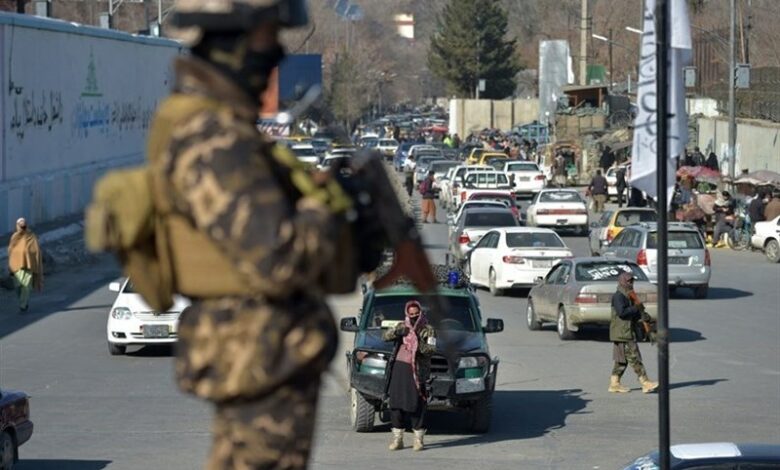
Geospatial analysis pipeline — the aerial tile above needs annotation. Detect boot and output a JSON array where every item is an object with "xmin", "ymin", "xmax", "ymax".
[
  {"xmin": 639, "ymin": 375, "xmax": 659, "ymax": 393},
  {"xmin": 413, "ymin": 429, "xmax": 426, "ymax": 451},
  {"xmin": 608, "ymin": 375, "xmax": 630, "ymax": 393},
  {"xmin": 388, "ymin": 428, "xmax": 404, "ymax": 451}
]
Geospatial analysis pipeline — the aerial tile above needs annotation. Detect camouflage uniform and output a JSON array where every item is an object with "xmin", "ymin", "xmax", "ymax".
[{"xmin": 153, "ymin": 56, "xmax": 340, "ymax": 469}]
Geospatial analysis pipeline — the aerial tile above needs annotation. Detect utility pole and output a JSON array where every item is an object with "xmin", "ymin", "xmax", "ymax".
[
  {"xmin": 728, "ymin": 0, "xmax": 737, "ymax": 183},
  {"xmin": 608, "ymin": 28, "xmax": 613, "ymax": 90},
  {"xmin": 579, "ymin": 0, "xmax": 589, "ymax": 85}
]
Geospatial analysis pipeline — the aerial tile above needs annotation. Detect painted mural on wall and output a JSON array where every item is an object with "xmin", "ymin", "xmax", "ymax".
[{"xmin": 2, "ymin": 23, "xmax": 181, "ymax": 180}]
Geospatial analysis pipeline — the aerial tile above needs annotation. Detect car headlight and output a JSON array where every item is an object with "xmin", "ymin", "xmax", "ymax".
[
  {"xmin": 458, "ymin": 356, "xmax": 488, "ymax": 369},
  {"xmin": 110, "ymin": 307, "xmax": 132, "ymax": 320},
  {"xmin": 355, "ymin": 351, "xmax": 388, "ymax": 376}
]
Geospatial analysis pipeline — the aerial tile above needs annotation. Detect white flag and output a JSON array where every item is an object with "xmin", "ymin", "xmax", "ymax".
[{"xmin": 630, "ymin": 0, "xmax": 692, "ymax": 208}]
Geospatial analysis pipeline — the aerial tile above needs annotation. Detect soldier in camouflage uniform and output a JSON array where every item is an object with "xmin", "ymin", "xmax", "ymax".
[
  {"xmin": 609, "ymin": 272, "xmax": 659, "ymax": 394},
  {"xmin": 152, "ymin": 1, "xmax": 347, "ymax": 468}
]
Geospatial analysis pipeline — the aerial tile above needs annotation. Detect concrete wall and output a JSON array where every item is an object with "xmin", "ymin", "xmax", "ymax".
[
  {"xmin": 697, "ymin": 117, "xmax": 780, "ymax": 174},
  {"xmin": 0, "ymin": 13, "xmax": 182, "ymax": 234},
  {"xmin": 448, "ymin": 98, "xmax": 540, "ymax": 137}
]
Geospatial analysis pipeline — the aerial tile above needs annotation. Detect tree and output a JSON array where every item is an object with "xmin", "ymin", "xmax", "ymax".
[{"xmin": 428, "ymin": 0, "xmax": 521, "ymax": 99}]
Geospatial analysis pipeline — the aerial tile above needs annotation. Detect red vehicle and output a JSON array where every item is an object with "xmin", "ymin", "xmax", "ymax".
[{"xmin": 0, "ymin": 389, "xmax": 33, "ymax": 469}]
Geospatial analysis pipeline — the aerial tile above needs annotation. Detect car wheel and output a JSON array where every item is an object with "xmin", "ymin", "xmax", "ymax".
[
  {"xmin": 349, "ymin": 387, "xmax": 375, "ymax": 433},
  {"xmin": 469, "ymin": 395, "xmax": 493, "ymax": 434},
  {"xmin": 488, "ymin": 269, "xmax": 502, "ymax": 297},
  {"xmin": 0, "ymin": 431, "xmax": 15, "ymax": 470},
  {"xmin": 526, "ymin": 299, "xmax": 542, "ymax": 331},
  {"xmin": 557, "ymin": 306, "xmax": 576, "ymax": 340},
  {"xmin": 765, "ymin": 239, "xmax": 780, "ymax": 263},
  {"xmin": 693, "ymin": 284, "xmax": 709, "ymax": 299},
  {"xmin": 108, "ymin": 342, "xmax": 126, "ymax": 356}
]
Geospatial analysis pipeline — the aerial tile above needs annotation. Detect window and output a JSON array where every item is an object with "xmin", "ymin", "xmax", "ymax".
[
  {"xmin": 598, "ymin": 211, "xmax": 614, "ymax": 226},
  {"xmin": 464, "ymin": 212, "xmax": 518, "ymax": 228},
  {"xmin": 367, "ymin": 296, "xmax": 478, "ymax": 331},
  {"xmin": 647, "ymin": 231, "xmax": 704, "ymax": 249},
  {"xmin": 574, "ymin": 261, "xmax": 649, "ymax": 282},
  {"xmin": 552, "ymin": 263, "xmax": 571, "ymax": 285},
  {"xmin": 506, "ymin": 162, "xmax": 540, "ymax": 172},
  {"xmin": 475, "ymin": 232, "xmax": 497, "ymax": 249},
  {"xmin": 545, "ymin": 264, "xmax": 564, "ymax": 283},
  {"xmin": 539, "ymin": 191, "xmax": 583, "ymax": 203},
  {"xmin": 615, "ymin": 210, "xmax": 657, "ymax": 227},
  {"xmin": 505, "ymin": 232, "xmax": 565, "ymax": 248},
  {"xmin": 611, "ymin": 231, "xmax": 628, "ymax": 247}
]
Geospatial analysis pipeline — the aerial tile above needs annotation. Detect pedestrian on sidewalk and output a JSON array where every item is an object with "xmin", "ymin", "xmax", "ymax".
[
  {"xmin": 7, "ymin": 218, "xmax": 43, "ymax": 313},
  {"xmin": 588, "ymin": 170, "xmax": 609, "ymax": 213},
  {"xmin": 608, "ymin": 272, "xmax": 658, "ymax": 394},
  {"xmin": 615, "ymin": 166, "xmax": 627, "ymax": 208},
  {"xmin": 383, "ymin": 300, "xmax": 436, "ymax": 451},
  {"xmin": 403, "ymin": 155, "xmax": 416, "ymax": 197},
  {"xmin": 420, "ymin": 170, "xmax": 437, "ymax": 223}
]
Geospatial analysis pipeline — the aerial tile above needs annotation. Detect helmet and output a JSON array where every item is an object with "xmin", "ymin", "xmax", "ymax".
[{"xmin": 169, "ymin": 0, "xmax": 308, "ymax": 46}]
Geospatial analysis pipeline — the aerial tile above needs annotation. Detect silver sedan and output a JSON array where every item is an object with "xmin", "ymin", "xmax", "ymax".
[{"xmin": 526, "ymin": 258, "xmax": 658, "ymax": 340}]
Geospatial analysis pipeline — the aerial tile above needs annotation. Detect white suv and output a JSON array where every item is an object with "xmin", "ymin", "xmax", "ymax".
[{"xmin": 106, "ymin": 279, "xmax": 191, "ymax": 356}]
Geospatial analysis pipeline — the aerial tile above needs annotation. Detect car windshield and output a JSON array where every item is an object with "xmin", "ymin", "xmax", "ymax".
[
  {"xmin": 379, "ymin": 140, "xmax": 397, "ymax": 146},
  {"xmin": 614, "ymin": 210, "xmax": 657, "ymax": 227},
  {"xmin": 461, "ymin": 202, "xmax": 504, "ymax": 212},
  {"xmin": 507, "ymin": 162, "xmax": 540, "ymax": 172},
  {"xmin": 293, "ymin": 147, "xmax": 317, "ymax": 157},
  {"xmin": 322, "ymin": 157, "xmax": 349, "ymax": 167},
  {"xmin": 123, "ymin": 280, "xmax": 136, "ymax": 293},
  {"xmin": 539, "ymin": 191, "xmax": 583, "ymax": 203},
  {"xmin": 418, "ymin": 156, "xmax": 444, "ymax": 166},
  {"xmin": 366, "ymin": 295, "xmax": 478, "ymax": 332},
  {"xmin": 574, "ymin": 262, "xmax": 649, "ymax": 282},
  {"xmin": 464, "ymin": 212, "xmax": 517, "ymax": 227},
  {"xmin": 506, "ymin": 232, "xmax": 565, "ymax": 248},
  {"xmin": 647, "ymin": 231, "xmax": 704, "ymax": 249}
]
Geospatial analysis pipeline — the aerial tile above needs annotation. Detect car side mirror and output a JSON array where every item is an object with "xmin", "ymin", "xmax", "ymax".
[
  {"xmin": 534, "ymin": 276, "xmax": 544, "ymax": 285},
  {"xmin": 340, "ymin": 317, "xmax": 359, "ymax": 332},
  {"xmin": 109, "ymin": 282, "xmax": 121, "ymax": 292},
  {"xmin": 484, "ymin": 318, "xmax": 504, "ymax": 333}
]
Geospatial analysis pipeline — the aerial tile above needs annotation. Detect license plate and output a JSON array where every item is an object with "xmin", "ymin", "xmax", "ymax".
[
  {"xmin": 669, "ymin": 256, "xmax": 689, "ymax": 265},
  {"xmin": 455, "ymin": 378, "xmax": 485, "ymax": 394},
  {"xmin": 143, "ymin": 325, "xmax": 170, "ymax": 338},
  {"xmin": 533, "ymin": 260, "xmax": 552, "ymax": 269},
  {"xmin": 518, "ymin": 177, "xmax": 530, "ymax": 182},
  {"xmin": 556, "ymin": 218, "xmax": 569, "ymax": 224}
]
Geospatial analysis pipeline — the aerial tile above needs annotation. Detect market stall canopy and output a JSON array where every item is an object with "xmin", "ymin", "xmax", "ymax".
[
  {"xmin": 677, "ymin": 166, "xmax": 721, "ymax": 184},
  {"xmin": 735, "ymin": 170, "xmax": 780, "ymax": 187}
]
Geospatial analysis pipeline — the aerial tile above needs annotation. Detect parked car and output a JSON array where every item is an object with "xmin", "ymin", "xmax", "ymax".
[
  {"xmin": 623, "ymin": 442, "xmax": 780, "ymax": 470},
  {"xmin": 588, "ymin": 208, "xmax": 657, "ymax": 256},
  {"xmin": 526, "ymin": 189, "xmax": 589, "ymax": 235},
  {"xmin": 527, "ymin": 258, "xmax": 657, "ymax": 340},
  {"xmin": 466, "ymin": 227, "xmax": 572, "ymax": 296},
  {"xmin": 751, "ymin": 215, "xmax": 780, "ymax": 263},
  {"xmin": 465, "ymin": 147, "xmax": 487, "ymax": 165},
  {"xmin": 106, "ymin": 278, "xmax": 191, "ymax": 355},
  {"xmin": 0, "ymin": 389, "xmax": 33, "ymax": 468},
  {"xmin": 602, "ymin": 222, "xmax": 711, "ymax": 298},
  {"xmin": 341, "ymin": 274, "xmax": 503, "ymax": 433},
  {"xmin": 291, "ymin": 144, "xmax": 320, "ymax": 166},
  {"xmin": 450, "ymin": 207, "xmax": 520, "ymax": 260},
  {"xmin": 500, "ymin": 161, "xmax": 546, "ymax": 197}
]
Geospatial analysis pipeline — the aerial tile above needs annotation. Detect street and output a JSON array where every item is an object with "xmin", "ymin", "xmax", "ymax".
[{"xmin": 1, "ymin": 197, "xmax": 778, "ymax": 470}]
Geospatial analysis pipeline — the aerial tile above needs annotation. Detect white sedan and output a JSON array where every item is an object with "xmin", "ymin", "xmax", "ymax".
[
  {"xmin": 503, "ymin": 161, "xmax": 546, "ymax": 196},
  {"xmin": 106, "ymin": 279, "xmax": 191, "ymax": 356},
  {"xmin": 526, "ymin": 189, "xmax": 589, "ymax": 235},
  {"xmin": 751, "ymin": 215, "xmax": 780, "ymax": 263},
  {"xmin": 466, "ymin": 227, "xmax": 573, "ymax": 295}
]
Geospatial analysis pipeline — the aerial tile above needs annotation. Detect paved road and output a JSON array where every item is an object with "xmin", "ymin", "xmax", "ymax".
[{"xmin": 1, "ymin": 197, "xmax": 778, "ymax": 469}]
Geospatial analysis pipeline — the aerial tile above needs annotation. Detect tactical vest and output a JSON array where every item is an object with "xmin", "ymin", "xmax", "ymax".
[{"xmin": 86, "ymin": 94, "xmax": 353, "ymax": 312}]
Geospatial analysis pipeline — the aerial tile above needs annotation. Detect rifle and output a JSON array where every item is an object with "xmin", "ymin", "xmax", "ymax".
[{"xmin": 628, "ymin": 290, "xmax": 656, "ymax": 343}]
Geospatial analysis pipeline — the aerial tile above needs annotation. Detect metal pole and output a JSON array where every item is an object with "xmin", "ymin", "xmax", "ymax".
[
  {"xmin": 108, "ymin": 0, "xmax": 113, "ymax": 28},
  {"xmin": 608, "ymin": 28, "xmax": 614, "ymax": 90},
  {"xmin": 158, "ymin": 0, "xmax": 162, "ymax": 33},
  {"xmin": 654, "ymin": 0, "xmax": 671, "ymax": 469},
  {"xmin": 579, "ymin": 0, "xmax": 589, "ymax": 85},
  {"xmin": 728, "ymin": 0, "xmax": 737, "ymax": 183}
]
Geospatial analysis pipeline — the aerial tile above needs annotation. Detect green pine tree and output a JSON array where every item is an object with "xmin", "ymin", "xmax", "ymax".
[{"xmin": 428, "ymin": 0, "xmax": 521, "ymax": 99}]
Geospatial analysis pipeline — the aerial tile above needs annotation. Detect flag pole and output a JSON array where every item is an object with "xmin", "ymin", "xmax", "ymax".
[{"xmin": 654, "ymin": 0, "xmax": 671, "ymax": 468}]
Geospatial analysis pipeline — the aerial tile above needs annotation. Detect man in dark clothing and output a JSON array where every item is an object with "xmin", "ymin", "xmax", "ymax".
[
  {"xmin": 691, "ymin": 147, "xmax": 705, "ymax": 167},
  {"xmin": 705, "ymin": 152, "xmax": 719, "ymax": 171},
  {"xmin": 748, "ymin": 190, "xmax": 769, "ymax": 230},
  {"xmin": 615, "ymin": 167, "xmax": 628, "ymax": 208},
  {"xmin": 629, "ymin": 187, "xmax": 646, "ymax": 207},
  {"xmin": 681, "ymin": 150, "xmax": 693, "ymax": 167},
  {"xmin": 420, "ymin": 170, "xmax": 437, "ymax": 223},
  {"xmin": 712, "ymin": 191, "xmax": 737, "ymax": 247},
  {"xmin": 600, "ymin": 146, "xmax": 614, "ymax": 172},
  {"xmin": 609, "ymin": 272, "xmax": 658, "ymax": 394},
  {"xmin": 588, "ymin": 170, "xmax": 609, "ymax": 213}
]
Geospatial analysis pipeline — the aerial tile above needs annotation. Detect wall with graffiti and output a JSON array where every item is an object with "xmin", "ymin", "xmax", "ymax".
[{"xmin": 0, "ymin": 13, "xmax": 182, "ymax": 233}]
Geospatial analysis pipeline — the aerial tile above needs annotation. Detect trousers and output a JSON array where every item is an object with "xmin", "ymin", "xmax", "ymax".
[
  {"xmin": 13, "ymin": 269, "xmax": 33, "ymax": 310},
  {"xmin": 421, "ymin": 199, "xmax": 436, "ymax": 222},
  {"xmin": 207, "ymin": 374, "xmax": 322, "ymax": 470},
  {"xmin": 592, "ymin": 194, "xmax": 607, "ymax": 213},
  {"xmin": 612, "ymin": 341, "xmax": 647, "ymax": 378},
  {"xmin": 390, "ymin": 406, "xmax": 426, "ymax": 431},
  {"xmin": 713, "ymin": 219, "xmax": 733, "ymax": 244}
]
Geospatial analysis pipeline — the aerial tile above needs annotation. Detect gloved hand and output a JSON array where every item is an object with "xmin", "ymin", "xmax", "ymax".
[{"xmin": 394, "ymin": 323, "xmax": 409, "ymax": 337}]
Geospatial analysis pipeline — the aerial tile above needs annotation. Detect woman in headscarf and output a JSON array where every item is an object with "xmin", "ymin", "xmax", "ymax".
[
  {"xmin": 383, "ymin": 300, "xmax": 436, "ymax": 451},
  {"xmin": 7, "ymin": 218, "xmax": 43, "ymax": 312},
  {"xmin": 608, "ymin": 271, "xmax": 658, "ymax": 394}
]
